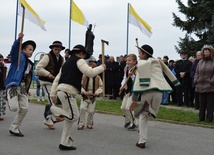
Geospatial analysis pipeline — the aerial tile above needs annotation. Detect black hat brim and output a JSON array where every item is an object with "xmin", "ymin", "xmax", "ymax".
[
  {"xmin": 71, "ymin": 49, "xmax": 90, "ymax": 60},
  {"xmin": 49, "ymin": 45, "xmax": 65, "ymax": 50}
]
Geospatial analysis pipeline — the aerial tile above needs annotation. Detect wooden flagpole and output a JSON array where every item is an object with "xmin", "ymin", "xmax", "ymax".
[
  {"xmin": 18, "ymin": 5, "xmax": 25, "ymax": 70},
  {"xmin": 101, "ymin": 41, "xmax": 105, "ymax": 97}
]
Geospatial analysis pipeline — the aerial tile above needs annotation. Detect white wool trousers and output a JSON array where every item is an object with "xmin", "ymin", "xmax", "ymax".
[
  {"xmin": 79, "ymin": 98, "xmax": 96, "ymax": 126},
  {"xmin": 43, "ymin": 84, "xmax": 56, "ymax": 125},
  {"xmin": 7, "ymin": 85, "xmax": 28, "ymax": 133},
  {"xmin": 121, "ymin": 93, "xmax": 134, "ymax": 124},
  {"xmin": 51, "ymin": 91, "xmax": 79, "ymax": 147},
  {"xmin": 138, "ymin": 91, "xmax": 162, "ymax": 144}
]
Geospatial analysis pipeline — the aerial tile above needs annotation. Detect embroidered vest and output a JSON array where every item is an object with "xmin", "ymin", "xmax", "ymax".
[
  {"xmin": 39, "ymin": 51, "xmax": 63, "ymax": 83},
  {"xmin": 82, "ymin": 75, "xmax": 100, "ymax": 93}
]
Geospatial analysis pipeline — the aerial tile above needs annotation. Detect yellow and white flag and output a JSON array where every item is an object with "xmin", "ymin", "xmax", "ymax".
[
  {"xmin": 71, "ymin": 1, "xmax": 89, "ymax": 27},
  {"xmin": 129, "ymin": 4, "xmax": 152, "ymax": 38},
  {"xmin": 18, "ymin": 0, "xmax": 46, "ymax": 31}
]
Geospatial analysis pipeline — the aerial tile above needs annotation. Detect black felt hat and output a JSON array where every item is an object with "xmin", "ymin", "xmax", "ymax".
[
  {"xmin": 136, "ymin": 44, "xmax": 153, "ymax": 57},
  {"xmin": 70, "ymin": 44, "xmax": 90, "ymax": 59},
  {"xmin": 22, "ymin": 40, "xmax": 36, "ymax": 51},
  {"xmin": 49, "ymin": 41, "xmax": 65, "ymax": 50}
]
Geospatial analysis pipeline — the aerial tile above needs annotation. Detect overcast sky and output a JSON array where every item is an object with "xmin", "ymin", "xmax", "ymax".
[{"xmin": 0, "ymin": 0, "xmax": 187, "ymax": 61}]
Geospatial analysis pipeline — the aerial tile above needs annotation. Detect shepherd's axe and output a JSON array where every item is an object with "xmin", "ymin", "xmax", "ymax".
[{"xmin": 101, "ymin": 39, "xmax": 109, "ymax": 97}]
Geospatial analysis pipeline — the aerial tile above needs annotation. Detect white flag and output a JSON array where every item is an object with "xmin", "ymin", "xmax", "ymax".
[
  {"xmin": 129, "ymin": 4, "xmax": 152, "ymax": 37},
  {"xmin": 18, "ymin": 0, "xmax": 46, "ymax": 31}
]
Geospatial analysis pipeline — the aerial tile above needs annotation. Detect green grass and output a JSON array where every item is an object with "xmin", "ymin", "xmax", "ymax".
[
  {"xmin": 30, "ymin": 98, "xmax": 214, "ymax": 128},
  {"xmin": 95, "ymin": 100, "xmax": 123, "ymax": 115},
  {"xmin": 157, "ymin": 107, "xmax": 197, "ymax": 122}
]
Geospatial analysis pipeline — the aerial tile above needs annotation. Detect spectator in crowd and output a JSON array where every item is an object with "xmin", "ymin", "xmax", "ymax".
[
  {"xmin": 194, "ymin": 45, "xmax": 214, "ymax": 123},
  {"xmin": 34, "ymin": 54, "xmax": 45, "ymax": 102},
  {"xmin": 190, "ymin": 51, "xmax": 203, "ymax": 110},
  {"xmin": 4, "ymin": 54, "xmax": 11, "ymax": 70},
  {"xmin": 97, "ymin": 54, "xmax": 109, "ymax": 66},
  {"xmin": 96, "ymin": 54, "xmax": 102, "ymax": 66},
  {"xmin": 106, "ymin": 56, "xmax": 120, "ymax": 99},
  {"xmin": 174, "ymin": 51, "xmax": 192, "ymax": 106},
  {"xmin": 188, "ymin": 56, "xmax": 196, "ymax": 106},
  {"xmin": 168, "ymin": 60, "xmax": 177, "ymax": 104},
  {"xmin": 64, "ymin": 49, "xmax": 70, "ymax": 62},
  {"xmin": 0, "ymin": 54, "xmax": 7, "ymax": 120},
  {"xmin": 168, "ymin": 60, "xmax": 175, "ymax": 70},
  {"xmin": 161, "ymin": 56, "xmax": 169, "ymax": 105},
  {"xmin": 188, "ymin": 56, "xmax": 195, "ymax": 63},
  {"xmin": 118, "ymin": 55, "xmax": 127, "ymax": 99}
]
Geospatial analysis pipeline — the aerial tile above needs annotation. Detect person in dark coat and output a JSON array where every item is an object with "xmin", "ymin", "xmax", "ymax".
[
  {"xmin": 168, "ymin": 60, "xmax": 177, "ymax": 104},
  {"xmin": 106, "ymin": 56, "xmax": 120, "ymax": 99},
  {"xmin": 0, "ymin": 54, "xmax": 7, "ymax": 120},
  {"xmin": 118, "ymin": 55, "xmax": 127, "ymax": 99},
  {"xmin": 174, "ymin": 51, "xmax": 192, "ymax": 106},
  {"xmin": 190, "ymin": 51, "xmax": 203, "ymax": 110}
]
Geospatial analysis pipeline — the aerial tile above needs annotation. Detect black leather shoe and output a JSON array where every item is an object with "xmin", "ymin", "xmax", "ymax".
[
  {"xmin": 124, "ymin": 122, "xmax": 131, "ymax": 128},
  {"xmin": 136, "ymin": 142, "xmax": 146, "ymax": 149},
  {"xmin": 9, "ymin": 130, "xmax": 24, "ymax": 137},
  {"xmin": 59, "ymin": 144, "xmax": 76, "ymax": 150},
  {"xmin": 127, "ymin": 124, "xmax": 138, "ymax": 130}
]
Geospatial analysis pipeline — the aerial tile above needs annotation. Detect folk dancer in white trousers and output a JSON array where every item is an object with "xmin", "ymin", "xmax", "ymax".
[
  {"xmin": 120, "ymin": 54, "xmax": 138, "ymax": 130},
  {"xmin": 49, "ymin": 45, "xmax": 105, "ymax": 150},
  {"xmin": 78, "ymin": 58, "xmax": 103, "ymax": 130},
  {"xmin": 131, "ymin": 44, "xmax": 180, "ymax": 149}
]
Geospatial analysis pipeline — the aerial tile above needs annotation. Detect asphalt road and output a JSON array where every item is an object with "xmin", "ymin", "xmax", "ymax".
[{"xmin": 0, "ymin": 103, "xmax": 214, "ymax": 155}]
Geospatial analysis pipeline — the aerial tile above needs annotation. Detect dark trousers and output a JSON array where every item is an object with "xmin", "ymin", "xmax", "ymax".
[
  {"xmin": 107, "ymin": 85, "xmax": 120, "ymax": 99},
  {"xmin": 199, "ymin": 92, "xmax": 214, "ymax": 122},
  {"xmin": 176, "ymin": 85, "xmax": 190, "ymax": 106},
  {"xmin": 189, "ymin": 87, "xmax": 195, "ymax": 106},
  {"xmin": 168, "ymin": 91, "xmax": 177, "ymax": 104},
  {"xmin": 194, "ymin": 92, "xmax": 199, "ymax": 110}
]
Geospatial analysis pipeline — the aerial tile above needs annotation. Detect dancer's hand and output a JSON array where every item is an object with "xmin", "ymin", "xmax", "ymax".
[
  {"xmin": 18, "ymin": 32, "xmax": 24, "ymax": 40},
  {"xmin": 48, "ymin": 74, "xmax": 55, "ymax": 79}
]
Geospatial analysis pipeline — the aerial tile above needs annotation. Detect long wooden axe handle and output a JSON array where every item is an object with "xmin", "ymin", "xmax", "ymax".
[
  {"xmin": 18, "ymin": 5, "xmax": 25, "ymax": 70},
  {"xmin": 101, "ymin": 39, "xmax": 109, "ymax": 97}
]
